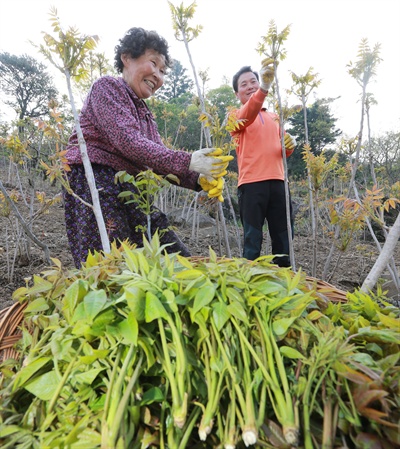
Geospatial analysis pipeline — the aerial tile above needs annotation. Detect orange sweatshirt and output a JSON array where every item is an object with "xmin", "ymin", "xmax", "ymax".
[{"xmin": 230, "ymin": 89, "xmax": 293, "ymax": 187}]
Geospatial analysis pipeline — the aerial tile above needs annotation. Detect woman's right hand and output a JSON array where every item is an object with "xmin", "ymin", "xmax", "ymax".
[{"xmin": 189, "ymin": 148, "xmax": 232, "ymax": 177}]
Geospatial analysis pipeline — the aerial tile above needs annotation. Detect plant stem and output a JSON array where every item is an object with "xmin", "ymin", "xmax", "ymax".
[
  {"xmin": 108, "ymin": 353, "xmax": 143, "ymax": 448},
  {"xmin": 158, "ymin": 317, "xmax": 188, "ymax": 428},
  {"xmin": 47, "ymin": 340, "xmax": 84, "ymax": 414}
]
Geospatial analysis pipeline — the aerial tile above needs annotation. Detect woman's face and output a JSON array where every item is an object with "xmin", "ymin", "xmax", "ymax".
[{"xmin": 121, "ymin": 49, "xmax": 166, "ymax": 99}]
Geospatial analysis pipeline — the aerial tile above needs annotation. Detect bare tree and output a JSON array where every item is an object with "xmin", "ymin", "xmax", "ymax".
[
  {"xmin": 290, "ymin": 68, "xmax": 321, "ymax": 276},
  {"xmin": 323, "ymin": 39, "xmax": 382, "ymax": 279},
  {"xmin": 169, "ymin": 0, "xmax": 231, "ymax": 257},
  {"xmin": 35, "ymin": 7, "xmax": 110, "ymax": 254},
  {"xmin": 361, "ymin": 213, "xmax": 400, "ymax": 293},
  {"xmin": 346, "ymin": 38, "xmax": 382, "ymax": 196},
  {"xmin": 257, "ymin": 20, "xmax": 295, "ymax": 269}
]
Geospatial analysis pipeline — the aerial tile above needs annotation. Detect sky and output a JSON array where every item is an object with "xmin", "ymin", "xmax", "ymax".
[{"xmin": 1, "ymin": 0, "xmax": 399, "ymax": 137}]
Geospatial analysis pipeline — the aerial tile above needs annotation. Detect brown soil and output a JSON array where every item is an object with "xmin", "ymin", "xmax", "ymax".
[{"xmin": 1, "ymin": 186, "xmax": 399, "ymax": 311}]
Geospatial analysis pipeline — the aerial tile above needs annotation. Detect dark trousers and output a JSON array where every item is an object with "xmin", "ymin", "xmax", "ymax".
[{"xmin": 238, "ymin": 180, "xmax": 293, "ymax": 266}]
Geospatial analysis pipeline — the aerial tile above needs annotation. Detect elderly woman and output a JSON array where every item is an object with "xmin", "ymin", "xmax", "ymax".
[{"xmin": 64, "ymin": 27, "xmax": 226, "ymax": 267}]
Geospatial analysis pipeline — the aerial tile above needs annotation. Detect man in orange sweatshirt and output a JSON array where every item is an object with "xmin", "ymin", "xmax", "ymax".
[{"xmin": 230, "ymin": 60, "xmax": 296, "ymax": 267}]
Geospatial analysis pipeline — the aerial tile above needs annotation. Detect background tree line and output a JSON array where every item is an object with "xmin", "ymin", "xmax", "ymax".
[
  {"xmin": 0, "ymin": 51, "xmax": 346, "ymax": 177},
  {"xmin": 2, "ymin": 50, "xmax": 398, "ymax": 185}
]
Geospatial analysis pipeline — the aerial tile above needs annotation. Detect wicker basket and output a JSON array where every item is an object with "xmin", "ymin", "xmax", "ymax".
[
  {"xmin": 0, "ymin": 276, "xmax": 347, "ymax": 363},
  {"xmin": 0, "ymin": 301, "xmax": 28, "ymax": 362},
  {"xmin": 305, "ymin": 276, "xmax": 348, "ymax": 304}
]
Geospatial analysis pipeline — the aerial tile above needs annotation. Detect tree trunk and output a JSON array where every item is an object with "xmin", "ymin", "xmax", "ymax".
[
  {"xmin": 302, "ymin": 95, "xmax": 317, "ymax": 277},
  {"xmin": 274, "ymin": 65, "xmax": 295, "ymax": 270},
  {"xmin": 180, "ymin": 30, "xmax": 231, "ymax": 257},
  {"xmin": 361, "ymin": 213, "xmax": 400, "ymax": 293},
  {"xmin": 0, "ymin": 179, "xmax": 50, "ymax": 264},
  {"xmin": 65, "ymin": 69, "xmax": 110, "ymax": 254}
]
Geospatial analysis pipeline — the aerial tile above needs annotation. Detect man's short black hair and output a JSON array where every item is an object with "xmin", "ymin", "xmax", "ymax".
[{"xmin": 232, "ymin": 66, "xmax": 259, "ymax": 92}]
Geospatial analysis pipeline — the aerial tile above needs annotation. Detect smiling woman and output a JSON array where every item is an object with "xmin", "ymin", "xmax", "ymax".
[
  {"xmin": 62, "ymin": 27, "xmax": 229, "ymax": 268},
  {"xmin": 114, "ymin": 27, "xmax": 170, "ymax": 99},
  {"xmin": 121, "ymin": 50, "xmax": 166, "ymax": 98}
]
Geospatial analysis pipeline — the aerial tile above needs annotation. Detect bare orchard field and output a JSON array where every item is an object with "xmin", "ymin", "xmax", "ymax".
[{"xmin": 1, "ymin": 176, "xmax": 399, "ymax": 311}]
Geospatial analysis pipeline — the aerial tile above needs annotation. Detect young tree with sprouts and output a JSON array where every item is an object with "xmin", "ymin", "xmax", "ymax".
[
  {"xmin": 35, "ymin": 7, "xmax": 110, "ymax": 254},
  {"xmin": 168, "ymin": 1, "xmax": 234, "ymax": 257},
  {"xmin": 256, "ymin": 21, "xmax": 296, "ymax": 268},
  {"xmin": 290, "ymin": 68, "xmax": 321, "ymax": 276}
]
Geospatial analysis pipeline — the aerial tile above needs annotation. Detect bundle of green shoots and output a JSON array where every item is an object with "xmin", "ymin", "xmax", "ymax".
[{"xmin": 0, "ymin": 235, "xmax": 399, "ymax": 448}]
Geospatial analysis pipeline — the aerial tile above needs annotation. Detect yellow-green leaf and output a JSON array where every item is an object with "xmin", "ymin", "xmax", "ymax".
[
  {"xmin": 227, "ymin": 301, "xmax": 249, "ymax": 325},
  {"xmin": 24, "ymin": 370, "xmax": 59, "ymax": 401},
  {"xmin": 175, "ymin": 269, "xmax": 205, "ymax": 280},
  {"xmin": 25, "ymin": 297, "xmax": 49, "ymax": 313},
  {"xmin": 280, "ymin": 346, "xmax": 305, "ymax": 359},
  {"xmin": 212, "ymin": 302, "xmax": 230, "ymax": 331},
  {"xmin": 377, "ymin": 312, "xmax": 400, "ymax": 329},
  {"xmin": 192, "ymin": 284, "xmax": 215, "ymax": 314},
  {"xmin": 75, "ymin": 368, "xmax": 105, "ymax": 385},
  {"xmin": 145, "ymin": 291, "xmax": 168, "ymax": 322},
  {"xmin": 118, "ymin": 311, "xmax": 139, "ymax": 345},
  {"xmin": 272, "ymin": 317, "xmax": 296, "ymax": 336},
  {"xmin": 84, "ymin": 290, "xmax": 107, "ymax": 322},
  {"xmin": 13, "ymin": 356, "xmax": 52, "ymax": 390}
]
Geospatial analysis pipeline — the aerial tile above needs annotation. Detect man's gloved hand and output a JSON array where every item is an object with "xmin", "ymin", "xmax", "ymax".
[
  {"xmin": 198, "ymin": 175, "xmax": 225, "ymax": 202},
  {"xmin": 198, "ymin": 174, "xmax": 218, "ymax": 192},
  {"xmin": 284, "ymin": 133, "xmax": 297, "ymax": 151},
  {"xmin": 207, "ymin": 176, "xmax": 225, "ymax": 202},
  {"xmin": 189, "ymin": 148, "xmax": 232, "ymax": 178},
  {"xmin": 259, "ymin": 58, "xmax": 277, "ymax": 92}
]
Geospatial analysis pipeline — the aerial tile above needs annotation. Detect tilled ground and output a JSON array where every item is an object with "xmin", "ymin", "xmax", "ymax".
[{"xmin": 1, "ymin": 198, "xmax": 399, "ymax": 311}]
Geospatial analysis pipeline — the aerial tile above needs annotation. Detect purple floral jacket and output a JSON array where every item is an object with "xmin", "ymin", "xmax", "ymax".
[{"xmin": 66, "ymin": 76, "xmax": 200, "ymax": 190}]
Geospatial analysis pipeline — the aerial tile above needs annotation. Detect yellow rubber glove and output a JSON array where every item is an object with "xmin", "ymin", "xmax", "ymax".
[
  {"xmin": 284, "ymin": 133, "xmax": 297, "ymax": 151},
  {"xmin": 207, "ymin": 148, "xmax": 234, "ymax": 178},
  {"xmin": 208, "ymin": 177, "xmax": 225, "ymax": 202},
  {"xmin": 198, "ymin": 174, "xmax": 218, "ymax": 192},
  {"xmin": 259, "ymin": 58, "xmax": 277, "ymax": 91},
  {"xmin": 207, "ymin": 148, "xmax": 224, "ymax": 156},
  {"xmin": 208, "ymin": 177, "xmax": 224, "ymax": 196},
  {"xmin": 210, "ymin": 167, "xmax": 229, "ymax": 178},
  {"xmin": 198, "ymin": 175, "xmax": 225, "ymax": 202}
]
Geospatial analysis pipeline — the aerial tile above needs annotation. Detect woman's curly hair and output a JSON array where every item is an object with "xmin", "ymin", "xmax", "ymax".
[{"xmin": 114, "ymin": 27, "xmax": 172, "ymax": 73}]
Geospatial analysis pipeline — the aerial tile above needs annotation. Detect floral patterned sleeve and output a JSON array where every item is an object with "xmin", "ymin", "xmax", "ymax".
[{"xmin": 86, "ymin": 77, "xmax": 199, "ymax": 189}]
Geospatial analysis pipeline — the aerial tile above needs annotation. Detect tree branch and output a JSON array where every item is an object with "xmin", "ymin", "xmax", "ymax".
[{"xmin": 0, "ymin": 179, "xmax": 51, "ymax": 264}]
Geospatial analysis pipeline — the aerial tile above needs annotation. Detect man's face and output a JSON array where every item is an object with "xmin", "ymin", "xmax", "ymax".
[{"xmin": 235, "ymin": 71, "xmax": 259, "ymax": 104}]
